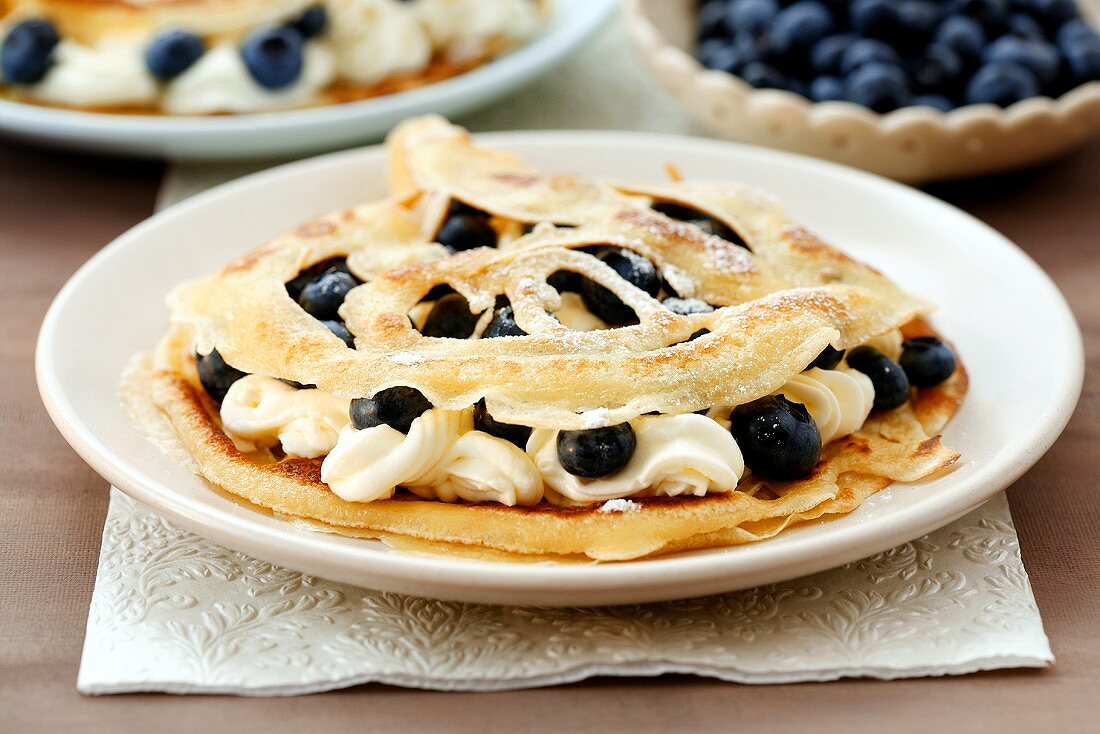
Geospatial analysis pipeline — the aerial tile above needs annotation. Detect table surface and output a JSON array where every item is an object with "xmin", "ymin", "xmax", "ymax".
[{"xmin": 3, "ymin": 47, "xmax": 1100, "ymax": 734}]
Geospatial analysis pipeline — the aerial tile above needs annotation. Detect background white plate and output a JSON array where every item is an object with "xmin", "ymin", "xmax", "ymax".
[
  {"xmin": 0, "ymin": 0, "xmax": 616, "ymax": 160},
  {"xmin": 37, "ymin": 131, "xmax": 1083, "ymax": 606}
]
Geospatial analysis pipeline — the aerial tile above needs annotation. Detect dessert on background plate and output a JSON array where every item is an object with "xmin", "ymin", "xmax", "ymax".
[
  {"xmin": 123, "ymin": 115, "xmax": 966, "ymax": 562},
  {"xmin": 0, "ymin": 0, "xmax": 546, "ymax": 115}
]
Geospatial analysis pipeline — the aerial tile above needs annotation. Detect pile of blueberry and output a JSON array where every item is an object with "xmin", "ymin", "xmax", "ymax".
[
  {"xmin": 695, "ymin": 0, "xmax": 1100, "ymax": 112},
  {"xmin": 0, "ymin": 4, "xmax": 327, "ymax": 90}
]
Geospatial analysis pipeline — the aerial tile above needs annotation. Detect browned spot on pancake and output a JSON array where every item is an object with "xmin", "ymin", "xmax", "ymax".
[
  {"xmin": 492, "ymin": 173, "xmax": 540, "ymax": 187},
  {"xmin": 274, "ymin": 458, "xmax": 324, "ymax": 483},
  {"xmin": 223, "ymin": 242, "xmax": 279, "ymax": 274},
  {"xmin": 913, "ymin": 436, "xmax": 945, "ymax": 459},
  {"xmin": 296, "ymin": 220, "xmax": 337, "ymax": 238}
]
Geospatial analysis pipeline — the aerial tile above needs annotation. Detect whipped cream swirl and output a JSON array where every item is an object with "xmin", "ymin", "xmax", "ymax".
[
  {"xmin": 320, "ymin": 409, "xmax": 543, "ymax": 505},
  {"xmin": 775, "ymin": 367, "xmax": 874, "ymax": 443},
  {"xmin": 528, "ymin": 414, "xmax": 746, "ymax": 507},
  {"xmin": 220, "ymin": 375, "xmax": 350, "ymax": 459}
]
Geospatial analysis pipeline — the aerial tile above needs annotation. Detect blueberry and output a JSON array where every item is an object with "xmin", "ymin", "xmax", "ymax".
[
  {"xmin": 1005, "ymin": 13, "xmax": 1045, "ymax": 40},
  {"xmin": 846, "ymin": 345, "xmax": 911, "ymax": 411},
  {"xmin": 839, "ymin": 38, "xmax": 902, "ymax": 76},
  {"xmin": 811, "ymin": 33, "xmax": 856, "ymax": 74},
  {"xmin": 935, "ymin": 15, "xmax": 987, "ymax": 58},
  {"xmin": 241, "ymin": 26, "xmax": 304, "ymax": 89},
  {"xmin": 913, "ymin": 43, "xmax": 964, "ymax": 91},
  {"xmin": 651, "ymin": 201, "xmax": 747, "ymax": 246},
  {"xmin": 772, "ymin": 1, "xmax": 835, "ymax": 53},
  {"xmin": 662, "ymin": 297, "xmax": 715, "ymax": 316},
  {"xmin": 898, "ymin": 1, "xmax": 942, "ymax": 36},
  {"xmin": 984, "ymin": 36, "xmax": 1061, "ymax": 86},
  {"xmin": 739, "ymin": 60, "xmax": 788, "ymax": 89},
  {"xmin": 285, "ymin": 258, "xmax": 352, "ymax": 300},
  {"xmin": 699, "ymin": 41, "xmax": 750, "ymax": 73},
  {"xmin": 850, "ymin": 0, "xmax": 903, "ymax": 40},
  {"xmin": 292, "ymin": 5, "xmax": 328, "ymax": 39},
  {"xmin": 950, "ymin": 0, "xmax": 1009, "ymax": 27},
  {"xmin": 145, "ymin": 31, "xmax": 204, "ymax": 81},
  {"xmin": 965, "ymin": 61, "xmax": 1040, "ymax": 105},
  {"xmin": 698, "ymin": 1, "xmax": 730, "ymax": 39},
  {"xmin": 297, "ymin": 269, "xmax": 357, "ymax": 320},
  {"xmin": 482, "ymin": 301, "xmax": 527, "ymax": 338},
  {"xmin": 473, "ymin": 399, "xmax": 532, "ymax": 449},
  {"xmin": 911, "ymin": 93, "xmax": 955, "ymax": 110},
  {"xmin": 557, "ymin": 423, "xmax": 637, "ymax": 479},
  {"xmin": 350, "ymin": 386, "xmax": 432, "ymax": 433},
  {"xmin": 1061, "ymin": 35, "xmax": 1100, "ymax": 82},
  {"xmin": 322, "ymin": 319, "xmax": 355, "ymax": 348},
  {"xmin": 807, "ymin": 344, "xmax": 845, "ymax": 370},
  {"xmin": 196, "ymin": 348, "xmax": 247, "ymax": 403},
  {"xmin": 845, "ymin": 61, "xmax": 911, "ymax": 112},
  {"xmin": 1057, "ymin": 19, "xmax": 1098, "ymax": 48},
  {"xmin": 899, "ymin": 337, "xmax": 957, "ymax": 387},
  {"xmin": 729, "ymin": 395, "xmax": 822, "ymax": 480},
  {"xmin": 807, "ymin": 75, "xmax": 843, "ymax": 101},
  {"xmin": 580, "ymin": 249, "xmax": 661, "ymax": 325},
  {"xmin": 436, "ymin": 212, "xmax": 497, "ymax": 252},
  {"xmin": 1019, "ymin": 0, "xmax": 1079, "ymax": 31},
  {"xmin": 548, "ymin": 270, "xmax": 583, "ymax": 294},
  {"xmin": 1, "ymin": 19, "xmax": 59, "ymax": 84},
  {"xmin": 726, "ymin": 0, "xmax": 780, "ymax": 36},
  {"xmin": 420, "ymin": 293, "xmax": 481, "ymax": 338}
]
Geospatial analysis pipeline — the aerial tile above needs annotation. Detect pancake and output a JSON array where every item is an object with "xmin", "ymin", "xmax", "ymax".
[{"xmin": 123, "ymin": 116, "xmax": 966, "ymax": 561}]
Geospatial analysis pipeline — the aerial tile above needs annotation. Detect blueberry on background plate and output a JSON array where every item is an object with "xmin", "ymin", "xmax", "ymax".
[
  {"xmin": 839, "ymin": 38, "xmax": 902, "ymax": 75},
  {"xmin": 321, "ymin": 319, "xmax": 355, "ymax": 348},
  {"xmin": 557, "ymin": 423, "xmax": 637, "ymax": 479},
  {"xmin": 196, "ymin": 348, "xmax": 248, "ymax": 403},
  {"xmin": 911, "ymin": 93, "xmax": 955, "ymax": 111},
  {"xmin": 809, "ymin": 74, "xmax": 847, "ymax": 100},
  {"xmin": 241, "ymin": 26, "xmax": 304, "ymax": 89},
  {"xmin": 580, "ymin": 248, "xmax": 661, "ymax": 325},
  {"xmin": 934, "ymin": 15, "xmax": 987, "ymax": 59},
  {"xmin": 1005, "ymin": 13, "xmax": 1046, "ymax": 40},
  {"xmin": 950, "ymin": 0, "xmax": 1009, "ymax": 28},
  {"xmin": 145, "ymin": 30, "xmax": 205, "ymax": 80},
  {"xmin": 1, "ymin": 19, "xmax": 59, "ymax": 84},
  {"xmin": 899, "ymin": 337, "xmax": 957, "ymax": 387},
  {"xmin": 698, "ymin": 1, "xmax": 730, "ymax": 39},
  {"xmin": 727, "ymin": 0, "xmax": 781, "ymax": 38},
  {"xmin": 846, "ymin": 345, "xmax": 911, "ymax": 411},
  {"xmin": 297, "ymin": 269, "xmax": 358, "ymax": 321},
  {"xmin": 1023, "ymin": 0, "xmax": 1079, "ymax": 31},
  {"xmin": 420, "ymin": 293, "xmax": 481, "ymax": 339},
  {"xmin": 965, "ymin": 61, "xmax": 1041, "ymax": 106},
  {"xmin": 739, "ymin": 60, "xmax": 788, "ymax": 89},
  {"xmin": 350, "ymin": 386, "xmax": 433, "ymax": 433},
  {"xmin": 473, "ymin": 399, "xmax": 532, "ymax": 449},
  {"xmin": 983, "ymin": 36, "xmax": 1061, "ymax": 86},
  {"xmin": 845, "ymin": 61, "xmax": 911, "ymax": 112},
  {"xmin": 729, "ymin": 395, "xmax": 822, "ymax": 481},
  {"xmin": 482, "ymin": 301, "xmax": 528, "ymax": 338},
  {"xmin": 1061, "ymin": 35, "xmax": 1100, "ymax": 82},
  {"xmin": 772, "ymin": 1, "xmax": 836, "ymax": 54},
  {"xmin": 436, "ymin": 212, "xmax": 497, "ymax": 252},
  {"xmin": 292, "ymin": 5, "xmax": 328, "ymax": 39},
  {"xmin": 913, "ymin": 43, "xmax": 964, "ymax": 91},
  {"xmin": 811, "ymin": 33, "xmax": 857, "ymax": 75},
  {"xmin": 850, "ymin": 0, "xmax": 903, "ymax": 40}
]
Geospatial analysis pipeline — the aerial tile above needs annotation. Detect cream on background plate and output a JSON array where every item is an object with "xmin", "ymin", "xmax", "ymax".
[
  {"xmin": 0, "ymin": 0, "xmax": 615, "ymax": 160},
  {"xmin": 37, "ymin": 131, "xmax": 1082, "ymax": 606}
]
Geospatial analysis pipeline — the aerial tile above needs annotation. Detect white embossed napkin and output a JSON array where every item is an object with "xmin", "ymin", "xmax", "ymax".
[{"xmin": 78, "ymin": 489, "xmax": 1051, "ymax": 695}]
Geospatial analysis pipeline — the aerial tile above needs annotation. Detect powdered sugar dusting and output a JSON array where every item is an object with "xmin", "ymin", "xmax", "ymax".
[{"xmin": 580, "ymin": 408, "xmax": 610, "ymax": 429}]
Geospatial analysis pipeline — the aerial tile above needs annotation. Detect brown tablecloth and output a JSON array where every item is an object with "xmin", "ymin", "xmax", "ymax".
[{"xmin": 1, "ymin": 138, "xmax": 1097, "ymax": 732}]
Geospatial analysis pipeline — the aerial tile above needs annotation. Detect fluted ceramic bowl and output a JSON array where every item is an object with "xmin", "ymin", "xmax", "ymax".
[{"xmin": 623, "ymin": 0, "xmax": 1100, "ymax": 183}]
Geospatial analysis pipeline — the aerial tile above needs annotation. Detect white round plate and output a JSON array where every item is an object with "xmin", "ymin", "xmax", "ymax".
[
  {"xmin": 0, "ymin": 0, "xmax": 615, "ymax": 160},
  {"xmin": 38, "ymin": 131, "xmax": 1082, "ymax": 607}
]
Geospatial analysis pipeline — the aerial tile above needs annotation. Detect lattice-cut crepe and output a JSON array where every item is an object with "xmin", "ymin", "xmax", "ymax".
[{"xmin": 124, "ymin": 116, "xmax": 965, "ymax": 561}]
